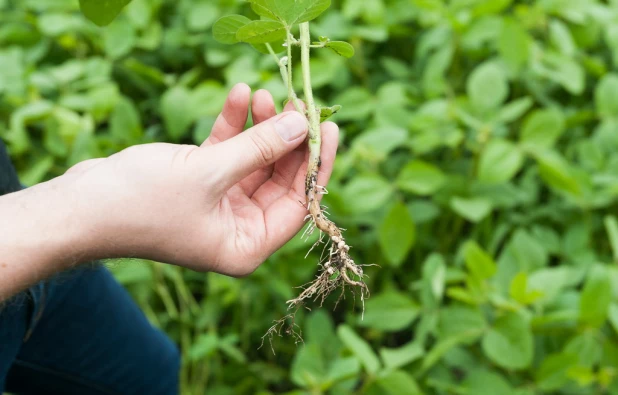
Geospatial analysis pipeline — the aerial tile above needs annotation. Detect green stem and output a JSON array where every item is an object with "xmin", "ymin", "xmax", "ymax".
[{"xmin": 299, "ymin": 22, "xmax": 321, "ymax": 160}]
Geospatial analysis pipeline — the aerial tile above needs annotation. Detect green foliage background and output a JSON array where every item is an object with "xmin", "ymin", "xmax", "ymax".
[{"xmin": 4, "ymin": 0, "xmax": 618, "ymax": 393}]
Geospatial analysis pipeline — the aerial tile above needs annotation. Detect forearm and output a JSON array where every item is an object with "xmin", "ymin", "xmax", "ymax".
[{"xmin": 0, "ymin": 175, "xmax": 99, "ymax": 301}]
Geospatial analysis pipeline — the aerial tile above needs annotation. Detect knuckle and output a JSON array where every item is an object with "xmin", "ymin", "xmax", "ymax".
[{"xmin": 248, "ymin": 132, "xmax": 276, "ymax": 166}]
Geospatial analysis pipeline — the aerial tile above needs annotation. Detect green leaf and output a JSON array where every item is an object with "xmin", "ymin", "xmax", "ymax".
[
  {"xmin": 520, "ymin": 109, "xmax": 565, "ymax": 148},
  {"xmin": 358, "ymin": 291, "xmax": 420, "ymax": 331},
  {"xmin": 378, "ymin": 202, "xmax": 416, "ymax": 267},
  {"xmin": 464, "ymin": 241, "xmax": 496, "ymax": 280},
  {"xmin": 380, "ymin": 342, "xmax": 425, "ymax": 370},
  {"xmin": 103, "ymin": 18, "xmax": 136, "ymax": 59},
  {"xmin": 365, "ymin": 370, "xmax": 421, "ymax": 395},
  {"xmin": 478, "ymin": 139, "xmax": 524, "ymax": 184},
  {"xmin": 595, "ymin": 73, "xmax": 618, "ymax": 118},
  {"xmin": 482, "ymin": 312, "xmax": 533, "ymax": 370},
  {"xmin": 420, "ymin": 253, "xmax": 446, "ymax": 308},
  {"xmin": 499, "ymin": 17, "xmax": 531, "ymax": 71},
  {"xmin": 337, "ymin": 325, "xmax": 381, "ymax": 374},
  {"xmin": 439, "ymin": 305, "xmax": 486, "ymax": 340},
  {"xmin": 605, "ymin": 216, "xmax": 618, "ymax": 262},
  {"xmin": 396, "ymin": 160, "xmax": 446, "ymax": 195},
  {"xmin": 467, "ymin": 62, "xmax": 509, "ymax": 111},
  {"xmin": 463, "ymin": 369, "xmax": 514, "ymax": 395},
  {"xmin": 580, "ymin": 265, "xmax": 612, "ymax": 327},
  {"xmin": 342, "ymin": 174, "xmax": 394, "ymax": 214},
  {"xmin": 110, "ymin": 96, "xmax": 142, "ymax": 142},
  {"xmin": 212, "ymin": 15, "xmax": 251, "ymax": 45},
  {"xmin": 291, "ymin": 343, "xmax": 326, "ymax": 387},
  {"xmin": 248, "ymin": 0, "xmax": 331, "ymax": 26},
  {"xmin": 161, "ymin": 86, "xmax": 194, "ymax": 141},
  {"xmin": 450, "ymin": 197, "xmax": 492, "ymax": 223},
  {"xmin": 536, "ymin": 353, "xmax": 579, "ymax": 392},
  {"xmin": 320, "ymin": 104, "xmax": 342, "ymax": 122},
  {"xmin": 79, "ymin": 0, "xmax": 132, "ymax": 27},
  {"xmin": 236, "ymin": 20, "xmax": 286, "ymax": 44},
  {"xmin": 533, "ymin": 150, "xmax": 581, "ymax": 196},
  {"xmin": 325, "ymin": 41, "xmax": 355, "ymax": 58}
]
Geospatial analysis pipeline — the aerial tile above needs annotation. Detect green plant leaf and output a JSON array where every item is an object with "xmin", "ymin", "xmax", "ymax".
[
  {"xmin": 467, "ymin": 62, "xmax": 509, "ymax": 111},
  {"xmin": 337, "ymin": 325, "xmax": 381, "ymax": 374},
  {"xmin": 320, "ymin": 105, "xmax": 342, "ymax": 122},
  {"xmin": 520, "ymin": 109, "xmax": 565, "ymax": 148},
  {"xmin": 79, "ymin": 0, "xmax": 132, "ymax": 27},
  {"xmin": 478, "ymin": 139, "xmax": 523, "ymax": 184},
  {"xmin": 595, "ymin": 73, "xmax": 618, "ymax": 118},
  {"xmin": 358, "ymin": 291, "xmax": 420, "ymax": 331},
  {"xmin": 342, "ymin": 174, "xmax": 394, "ymax": 214},
  {"xmin": 533, "ymin": 150, "xmax": 581, "ymax": 196},
  {"xmin": 325, "ymin": 41, "xmax": 355, "ymax": 58},
  {"xmin": 380, "ymin": 342, "xmax": 425, "ymax": 370},
  {"xmin": 378, "ymin": 202, "xmax": 416, "ymax": 267},
  {"xmin": 499, "ymin": 17, "xmax": 531, "ymax": 71},
  {"xmin": 450, "ymin": 197, "xmax": 492, "ymax": 223},
  {"xmin": 482, "ymin": 312, "xmax": 533, "ymax": 370},
  {"xmin": 248, "ymin": 0, "xmax": 331, "ymax": 26},
  {"xmin": 464, "ymin": 241, "xmax": 496, "ymax": 280},
  {"xmin": 212, "ymin": 15, "xmax": 251, "ymax": 45},
  {"xmin": 580, "ymin": 265, "xmax": 612, "ymax": 327},
  {"xmin": 463, "ymin": 369, "xmax": 514, "ymax": 395},
  {"xmin": 365, "ymin": 370, "xmax": 421, "ymax": 395},
  {"xmin": 396, "ymin": 160, "xmax": 446, "ymax": 195},
  {"xmin": 236, "ymin": 20, "xmax": 286, "ymax": 44}
]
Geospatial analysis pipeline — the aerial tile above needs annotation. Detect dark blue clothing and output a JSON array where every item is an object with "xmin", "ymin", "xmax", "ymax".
[{"xmin": 0, "ymin": 142, "xmax": 181, "ymax": 394}]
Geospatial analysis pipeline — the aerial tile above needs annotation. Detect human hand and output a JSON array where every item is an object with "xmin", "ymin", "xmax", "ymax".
[{"xmin": 64, "ymin": 84, "xmax": 339, "ymax": 276}]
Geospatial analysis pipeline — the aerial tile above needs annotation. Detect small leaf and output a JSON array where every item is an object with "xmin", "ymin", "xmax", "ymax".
[
  {"xmin": 520, "ymin": 109, "xmax": 565, "ymax": 148},
  {"xmin": 464, "ymin": 241, "xmax": 496, "ymax": 280},
  {"xmin": 396, "ymin": 160, "xmax": 446, "ymax": 196},
  {"xmin": 320, "ymin": 104, "xmax": 342, "ymax": 122},
  {"xmin": 467, "ymin": 62, "xmax": 509, "ymax": 111},
  {"xmin": 533, "ymin": 150, "xmax": 581, "ymax": 196},
  {"xmin": 325, "ymin": 41, "xmax": 355, "ymax": 58},
  {"xmin": 450, "ymin": 197, "xmax": 492, "ymax": 223},
  {"xmin": 499, "ymin": 17, "xmax": 531, "ymax": 71},
  {"xmin": 236, "ymin": 20, "xmax": 286, "ymax": 45},
  {"xmin": 213, "ymin": 15, "xmax": 251, "ymax": 45},
  {"xmin": 478, "ymin": 139, "xmax": 523, "ymax": 184},
  {"xmin": 580, "ymin": 265, "xmax": 612, "ymax": 327},
  {"xmin": 595, "ymin": 73, "xmax": 618, "ymax": 118},
  {"xmin": 359, "ymin": 291, "xmax": 420, "ymax": 331},
  {"xmin": 249, "ymin": 0, "xmax": 331, "ymax": 25},
  {"xmin": 79, "ymin": 0, "xmax": 132, "ymax": 27},
  {"xmin": 378, "ymin": 202, "xmax": 416, "ymax": 267},
  {"xmin": 342, "ymin": 174, "xmax": 394, "ymax": 214},
  {"xmin": 337, "ymin": 325, "xmax": 381, "ymax": 374},
  {"xmin": 482, "ymin": 312, "xmax": 533, "ymax": 370},
  {"xmin": 380, "ymin": 342, "xmax": 425, "ymax": 370}
]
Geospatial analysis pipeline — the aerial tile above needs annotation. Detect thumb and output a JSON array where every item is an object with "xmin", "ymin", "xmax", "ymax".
[{"xmin": 208, "ymin": 111, "xmax": 308, "ymax": 188}]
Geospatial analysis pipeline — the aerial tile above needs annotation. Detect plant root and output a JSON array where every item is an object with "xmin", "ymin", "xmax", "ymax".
[{"xmin": 290, "ymin": 162, "xmax": 370, "ymax": 314}]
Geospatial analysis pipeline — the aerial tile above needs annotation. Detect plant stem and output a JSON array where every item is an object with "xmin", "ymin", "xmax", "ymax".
[{"xmin": 299, "ymin": 22, "xmax": 321, "ymax": 171}]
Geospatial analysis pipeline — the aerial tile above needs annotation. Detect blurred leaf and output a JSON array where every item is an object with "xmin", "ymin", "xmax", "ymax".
[
  {"xmin": 450, "ymin": 197, "xmax": 492, "ymax": 223},
  {"xmin": 248, "ymin": 0, "xmax": 331, "ymax": 25},
  {"xmin": 467, "ymin": 62, "xmax": 509, "ymax": 111},
  {"xmin": 482, "ymin": 312, "xmax": 533, "ymax": 370},
  {"xmin": 499, "ymin": 17, "xmax": 531, "ymax": 71},
  {"xmin": 79, "ymin": 0, "xmax": 132, "ymax": 27},
  {"xmin": 536, "ymin": 353, "xmax": 579, "ymax": 391},
  {"xmin": 359, "ymin": 291, "xmax": 420, "ymax": 331},
  {"xmin": 365, "ymin": 370, "xmax": 421, "ymax": 395},
  {"xmin": 342, "ymin": 174, "xmax": 394, "ymax": 214},
  {"xmin": 595, "ymin": 73, "xmax": 618, "ymax": 118},
  {"xmin": 103, "ymin": 18, "xmax": 135, "ymax": 59},
  {"xmin": 420, "ymin": 253, "xmax": 446, "ymax": 308},
  {"xmin": 463, "ymin": 369, "xmax": 514, "ymax": 395},
  {"xmin": 478, "ymin": 139, "xmax": 524, "ymax": 184},
  {"xmin": 380, "ymin": 342, "xmax": 424, "ymax": 370},
  {"xmin": 378, "ymin": 202, "xmax": 416, "ymax": 267},
  {"xmin": 396, "ymin": 160, "xmax": 446, "ymax": 195},
  {"xmin": 580, "ymin": 265, "xmax": 612, "ymax": 327},
  {"xmin": 520, "ymin": 109, "xmax": 565, "ymax": 149},
  {"xmin": 337, "ymin": 325, "xmax": 381, "ymax": 374}
]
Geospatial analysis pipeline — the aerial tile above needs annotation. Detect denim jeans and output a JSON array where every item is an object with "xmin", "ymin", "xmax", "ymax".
[{"xmin": 0, "ymin": 142, "xmax": 181, "ymax": 394}]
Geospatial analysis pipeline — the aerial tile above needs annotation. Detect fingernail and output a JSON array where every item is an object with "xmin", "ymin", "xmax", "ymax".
[{"xmin": 275, "ymin": 112, "xmax": 308, "ymax": 142}]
